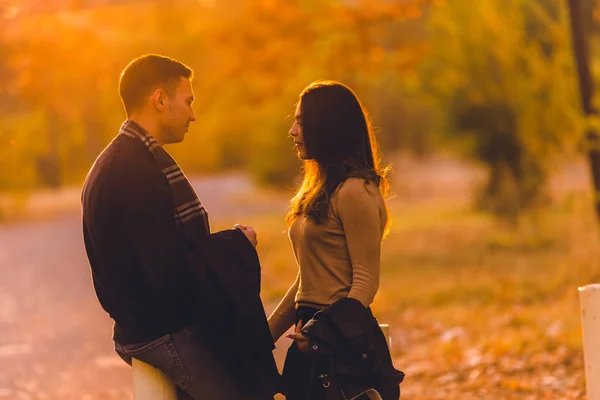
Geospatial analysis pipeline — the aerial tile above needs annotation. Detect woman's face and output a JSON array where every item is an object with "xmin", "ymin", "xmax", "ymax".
[{"xmin": 289, "ymin": 102, "xmax": 309, "ymax": 160}]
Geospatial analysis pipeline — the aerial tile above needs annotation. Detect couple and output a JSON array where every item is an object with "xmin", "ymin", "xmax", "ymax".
[{"xmin": 81, "ymin": 54, "xmax": 404, "ymax": 400}]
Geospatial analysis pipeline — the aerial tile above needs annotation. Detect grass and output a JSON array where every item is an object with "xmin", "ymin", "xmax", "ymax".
[
  {"xmin": 0, "ymin": 191, "xmax": 30, "ymax": 222},
  {"xmin": 0, "ymin": 188, "xmax": 82, "ymax": 223},
  {"xmin": 213, "ymin": 178, "xmax": 597, "ymax": 399}
]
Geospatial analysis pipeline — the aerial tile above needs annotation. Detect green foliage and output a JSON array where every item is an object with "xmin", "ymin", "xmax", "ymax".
[
  {"xmin": 422, "ymin": 0, "xmax": 584, "ymax": 222},
  {"xmin": 0, "ymin": 111, "xmax": 47, "ymax": 190}
]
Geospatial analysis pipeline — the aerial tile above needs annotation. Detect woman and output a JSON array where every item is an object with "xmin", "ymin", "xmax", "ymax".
[{"xmin": 268, "ymin": 81, "xmax": 402, "ymax": 400}]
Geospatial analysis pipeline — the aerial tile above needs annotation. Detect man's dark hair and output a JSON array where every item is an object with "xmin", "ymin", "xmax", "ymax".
[{"xmin": 118, "ymin": 54, "xmax": 193, "ymax": 115}]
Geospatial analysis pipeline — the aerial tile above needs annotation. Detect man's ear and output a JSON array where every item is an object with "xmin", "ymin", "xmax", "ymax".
[{"xmin": 151, "ymin": 88, "xmax": 167, "ymax": 111}]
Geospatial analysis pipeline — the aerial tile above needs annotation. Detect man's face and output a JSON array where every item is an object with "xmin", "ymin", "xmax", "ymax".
[{"xmin": 161, "ymin": 77, "xmax": 196, "ymax": 144}]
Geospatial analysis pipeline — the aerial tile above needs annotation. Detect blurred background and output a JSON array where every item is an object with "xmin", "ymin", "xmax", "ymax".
[{"xmin": 1, "ymin": 0, "xmax": 600, "ymax": 399}]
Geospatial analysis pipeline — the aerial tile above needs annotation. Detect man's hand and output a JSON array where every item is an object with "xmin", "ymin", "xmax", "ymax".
[
  {"xmin": 286, "ymin": 319, "xmax": 309, "ymax": 353},
  {"xmin": 234, "ymin": 224, "xmax": 258, "ymax": 247}
]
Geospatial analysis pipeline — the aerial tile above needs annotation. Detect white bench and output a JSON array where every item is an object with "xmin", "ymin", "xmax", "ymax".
[{"xmin": 132, "ymin": 358, "xmax": 177, "ymax": 400}]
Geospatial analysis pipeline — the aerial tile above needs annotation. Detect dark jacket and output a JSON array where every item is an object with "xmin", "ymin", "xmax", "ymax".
[
  {"xmin": 301, "ymin": 298, "xmax": 404, "ymax": 399},
  {"xmin": 196, "ymin": 229, "xmax": 286, "ymax": 399},
  {"xmin": 82, "ymin": 134, "xmax": 211, "ymax": 344}
]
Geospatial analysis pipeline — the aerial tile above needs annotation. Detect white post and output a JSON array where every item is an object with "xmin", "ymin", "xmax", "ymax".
[
  {"xmin": 579, "ymin": 284, "xmax": 600, "ymax": 400},
  {"xmin": 379, "ymin": 323, "xmax": 391, "ymax": 350},
  {"xmin": 132, "ymin": 358, "xmax": 177, "ymax": 400}
]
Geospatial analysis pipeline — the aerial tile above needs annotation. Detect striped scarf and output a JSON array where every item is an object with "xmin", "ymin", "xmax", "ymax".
[{"xmin": 120, "ymin": 119, "xmax": 210, "ymax": 241}]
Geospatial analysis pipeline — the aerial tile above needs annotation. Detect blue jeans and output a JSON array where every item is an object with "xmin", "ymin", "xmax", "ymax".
[{"xmin": 115, "ymin": 326, "xmax": 247, "ymax": 400}]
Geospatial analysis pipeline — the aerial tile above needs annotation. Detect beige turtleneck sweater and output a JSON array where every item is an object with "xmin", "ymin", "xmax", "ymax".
[{"xmin": 267, "ymin": 177, "xmax": 387, "ymax": 342}]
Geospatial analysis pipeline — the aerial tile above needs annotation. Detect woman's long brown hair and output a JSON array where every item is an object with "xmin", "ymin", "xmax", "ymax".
[{"xmin": 286, "ymin": 80, "xmax": 391, "ymax": 236}]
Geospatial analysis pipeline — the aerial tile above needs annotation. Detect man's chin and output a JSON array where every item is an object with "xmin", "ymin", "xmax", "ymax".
[
  {"xmin": 180, "ymin": 128, "xmax": 189, "ymax": 141},
  {"xmin": 171, "ymin": 132, "xmax": 186, "ymax": 144}
]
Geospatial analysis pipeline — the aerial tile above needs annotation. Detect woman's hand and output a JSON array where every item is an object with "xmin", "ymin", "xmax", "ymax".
[{"xmin": 286, "ymin": 319, "xmax": 310, "ymax": 352}]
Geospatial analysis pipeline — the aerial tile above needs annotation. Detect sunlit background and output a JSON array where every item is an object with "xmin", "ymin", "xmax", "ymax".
[{"xmin": 1, "ymin": 0, "xmax": 600, "ymax": 399}]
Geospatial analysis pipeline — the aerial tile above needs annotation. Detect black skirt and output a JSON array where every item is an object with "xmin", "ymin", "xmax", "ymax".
[{"xmin": 282, "ymin": 306, "xmax": 329, "ymax": 400}]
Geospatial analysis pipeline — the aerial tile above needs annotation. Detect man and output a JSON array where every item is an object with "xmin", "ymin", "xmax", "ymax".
[{"xmin": 81, "ymin": 54, "xmax": 278, "ymax": 399}]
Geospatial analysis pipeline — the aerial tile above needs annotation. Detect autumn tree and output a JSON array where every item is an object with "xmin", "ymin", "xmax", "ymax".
[
  {"xmin": 422, "ymin": 0, "xmax": 583, "ymax": 222},
  {"xmin": 190, "ymin": 0, "xmax": 436, "ymax": 186},
  {"xmin": 0, "ymin": 0, "xmax": 437, "ymax": 190}
]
